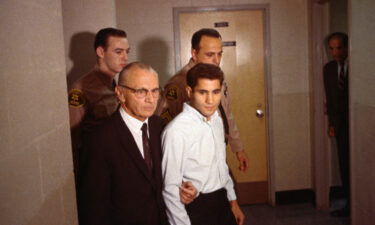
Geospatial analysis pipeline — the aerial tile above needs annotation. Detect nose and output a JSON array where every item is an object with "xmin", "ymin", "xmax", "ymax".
[
  {"xmin": 123, "ymin": 52, "xmax": 128, "ymax": 63},
  {"xmin": 213, "ymin": 55, "xmax": 220, "ymax": 66},
  {"xmin": 145, "ymin": 90, "xmax": 156, "ymax": 103},
  {"xmin": 206, "ymin": 93, "xmax": 213, "ymax": 104}
]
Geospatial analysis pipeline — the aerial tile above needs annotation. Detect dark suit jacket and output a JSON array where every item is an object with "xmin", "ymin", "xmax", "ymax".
[
  {"xmin": 323, "ymin": 60, "xmax": 349, "ymax": 130},
  {"xmin": 78, "ymin": 110, "xmax": 169, "ymax": 225}
]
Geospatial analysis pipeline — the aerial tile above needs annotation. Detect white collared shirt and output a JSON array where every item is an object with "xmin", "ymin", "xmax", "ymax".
[
  {"xmin": 119, "ymin": 107, "xmax": 148, "ymax": 158},
  {"xmin": 161, "ymin": 103, "xmax": 236, "ymax": 225},
  {"xmin": 338, "ymin": 60, "xmax": 348, "ymax": 79}
]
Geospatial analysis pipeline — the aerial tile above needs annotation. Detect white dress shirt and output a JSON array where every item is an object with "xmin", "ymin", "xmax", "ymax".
[
  {"xmin": 162, "ymin": 103, "xmax": 236, "ymax": 225},
  {"xmin": 337, "ymin": 60, "xmax": 348, "ymax": 78},
  {"xmin": 119, "ymin": 107, "xmax": 148, "ymax": 158}
]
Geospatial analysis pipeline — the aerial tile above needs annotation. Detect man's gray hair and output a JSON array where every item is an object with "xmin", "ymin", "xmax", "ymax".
[{"xmin": 118, "ymin": 62, "xmax": 158, "ymax": 84}]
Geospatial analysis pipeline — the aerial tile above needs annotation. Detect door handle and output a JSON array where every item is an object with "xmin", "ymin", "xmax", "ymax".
[{"xmin": 256, "ymin": 109, "xmax": 264, "ymax": 118}]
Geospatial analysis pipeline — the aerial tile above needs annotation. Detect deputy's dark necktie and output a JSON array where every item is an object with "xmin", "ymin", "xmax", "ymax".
[
  {"xmin": 218, "ymin": 103, "xmax": 229, "ymax": 145},
  {"xmin": 338, "ymin": 62, "xmax": 346, "ymax": 89},
  {"xmin": 141, "ymin": 123, "xmax": 153, "ymax": 172}
]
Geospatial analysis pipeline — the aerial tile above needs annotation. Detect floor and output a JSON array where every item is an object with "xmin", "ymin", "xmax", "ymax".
[{"xmin": 241, "ymin": 200, "xmax": 350, "ymax": 225}]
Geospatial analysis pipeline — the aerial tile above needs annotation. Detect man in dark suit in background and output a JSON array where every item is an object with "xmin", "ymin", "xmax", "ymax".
[
  {"xmin": 78, "ymin": 62, "xmax": 169, "ymax": 225},
  {"xmin": 323, "ymin": 32, "xmax": 350, "ymax": 217}
]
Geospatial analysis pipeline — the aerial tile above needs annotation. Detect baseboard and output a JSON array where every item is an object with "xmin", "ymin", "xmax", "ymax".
[
  {"xmin": 330, "ymin": 185, "xmax": 346, "ymax": 200},
  {"xmin": 275, "ymin": 189, "xmax": 315, "ymax": 205},
  {"xmin": 234, "ymin": 181, "xmax": 268, "ymax": 205}
]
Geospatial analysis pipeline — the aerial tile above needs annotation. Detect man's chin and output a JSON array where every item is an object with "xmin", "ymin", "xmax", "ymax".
[
  {"xmin": 201, "ymin": 111, "xmax": 215, "ymax": 119},
  {"xmin": 142, "ymin": 111, "xmax": 155, "ymax": 118}
]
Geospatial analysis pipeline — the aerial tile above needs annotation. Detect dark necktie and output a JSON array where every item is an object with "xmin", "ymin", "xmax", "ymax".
[
  {"xmin": 338, "ymin": 62, "xmax": 346, "ymax": 89},
  {"xmin": 218, "ymin": 103, "xmax": 229, "ymax": 145},
  {"xmin": 141, "ymin": 123, "xmax": 153, "ymax": 172}
]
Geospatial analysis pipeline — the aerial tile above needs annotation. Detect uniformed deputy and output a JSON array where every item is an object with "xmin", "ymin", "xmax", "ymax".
[
  {"xmin": 156, "ymin": 28, "xmax": 249, "ymax": 171},
  {"xmin": 68, "ymin": 27, "xmax": 130, "ymax": 182}
]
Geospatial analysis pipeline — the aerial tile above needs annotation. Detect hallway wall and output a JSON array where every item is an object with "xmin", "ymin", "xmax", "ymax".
[
  {"xmin": 349, "ymin": 0, "xmax": 375, "ymax": 224},
  {"xmin": 0, "ymin": 0, "xmax": 77, "ymax": 224},
  {"xmin": 62, "ymin": 0, "xmax": 117, "ymax": 86},
  {"xmin": 329, "ymin": 0, "xmax": 348, "ymax": 33}
]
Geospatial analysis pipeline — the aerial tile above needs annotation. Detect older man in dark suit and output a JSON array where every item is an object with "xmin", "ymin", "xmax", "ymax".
[
  {"xmin": 323, "ymin": 32, "xmax": 349, "ymax": 217},
  {"xmin": 78, "ymin": 62, "xmax": 177, "ymax": 225}
]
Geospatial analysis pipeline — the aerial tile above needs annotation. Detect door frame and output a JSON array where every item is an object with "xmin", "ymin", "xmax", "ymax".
[
  {"xmin": 309, "ymin": 0, "xmax": 331, "ymax": 209},
  {"xmin": 173, "ymin": 4, "xmax": 275, "ymax": 205}
]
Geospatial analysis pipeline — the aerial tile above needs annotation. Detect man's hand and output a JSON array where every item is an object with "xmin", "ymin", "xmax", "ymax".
[
  {"xmin": 328, "ymin": 126, "xmax": 335, "ymax": 137},
  {"xmin": 179, "ymin": 181, "xmax": 197, "ymax": 204},
  {"xmin": 230, "ymin": 200, "xmax": 245, "ymax": 225},
  {"xmin": 236, "ymin": 151, "xmax": 248, "ymax": 172}
]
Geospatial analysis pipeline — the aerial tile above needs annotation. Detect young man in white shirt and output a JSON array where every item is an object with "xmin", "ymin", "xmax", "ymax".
[{"xmin": 162, "ymin": 63, "xmax": 244, "ymax": 225}]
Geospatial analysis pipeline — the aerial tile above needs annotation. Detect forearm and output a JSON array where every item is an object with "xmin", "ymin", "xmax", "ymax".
[
  {"xmin": 163, "ymin": 186, "xmax": 191, "ymax": 225},
  {"xmin": 226, "ymin": 100, "xmax": 244, "ymax": 153},
  {"xmin": 224, "ymin": 173, "xmax": 237, "ymax": 201},
  {"xmin": 220, "ymin": 89, "xmax": 244, "ymax": 153}
]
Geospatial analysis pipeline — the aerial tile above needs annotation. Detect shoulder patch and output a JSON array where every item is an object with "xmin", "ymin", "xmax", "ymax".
[
  {"xmin": 160, "ymin": 110, "xmax": 173, "ymax": 123},
  {"xmin": 165, "ymin": 84, "xmax": 180, "ymax": 101},
  {"xmin": 68, "ymin": 89, "xmax": 86, "ymax": 107}
]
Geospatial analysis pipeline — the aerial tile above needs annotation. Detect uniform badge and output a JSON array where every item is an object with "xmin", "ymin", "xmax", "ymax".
[
  {"xmin": 68, "ymin": 89, "xmax": 86, "ymax": 107},
  {"xmin": 165, "ymin": 85, "xmax": 180, "ymax": 101},
  {"xmin": 161, "ymin": 110, "xmax": 173, "ymax": 123}
]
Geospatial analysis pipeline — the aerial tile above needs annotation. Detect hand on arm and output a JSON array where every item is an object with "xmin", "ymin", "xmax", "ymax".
[
  {"xmin": 236, "ymin": 151, "xmax": 249, "ymax": 172},
  {"xmin": 230, "ymin": 200, "xmax": 245, "ymax": 225},
  {"xmin": 179, "ymin": 181, "xmax": 198, "ymax": 204}
]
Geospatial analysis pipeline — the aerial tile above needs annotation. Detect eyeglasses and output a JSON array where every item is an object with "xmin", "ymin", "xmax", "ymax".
[{"xmin": 118, "ymin": 84, "xmax": 161, "ymax": 98}]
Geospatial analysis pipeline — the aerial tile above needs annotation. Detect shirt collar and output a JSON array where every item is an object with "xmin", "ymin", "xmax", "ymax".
[
  {"xmin": 183, "ymin": 102, "xmax": 219, "ymax": 123},
  {"xmin": 337, "ymin": 59, "xmax": 348, "ymax": 67},
  {"xmin": 119, "ymin": 107, "xmax": 148, "ymax": 133}
]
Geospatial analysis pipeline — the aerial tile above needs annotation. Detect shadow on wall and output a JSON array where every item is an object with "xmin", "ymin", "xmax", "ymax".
[
  {"xmin": 66, "ymin": 32, "xmax": 96, "ymax": 88},
  {"xmin": 137, "ymin": 37, "xmax": 170, "ymax": 86}
]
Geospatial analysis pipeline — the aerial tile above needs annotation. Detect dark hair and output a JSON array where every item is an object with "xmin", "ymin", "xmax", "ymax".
[
  {"xmin": 186, "ymin": 63, "xmax": 224, "ymax": 89},
  {"xmin": 118, "ymin": 62, "xmax": 157, "ymax": 84},
  {"xmin": 326, "ymin": 32, "xmax": 348, "ymax": 48},
  {"xmin": 94, "ymin": 27, "xmax": 127, "ymax": 50},
  {"xmin": 191, "ymin": 28, "xmax": 221, "ymax": 51}
]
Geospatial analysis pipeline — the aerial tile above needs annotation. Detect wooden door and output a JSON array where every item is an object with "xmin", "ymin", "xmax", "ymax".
[{"xmin": 177, "ymin": 7, "xmax": 269, "ymax": 204}]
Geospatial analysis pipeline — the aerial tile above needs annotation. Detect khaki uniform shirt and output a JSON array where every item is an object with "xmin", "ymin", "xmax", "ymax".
[
  {"xmin": 68, "ymin": 67, "xmax": 118, "ymax": 153},
  {"xmin": 155, "ymin": 59, "xmax": 244, "ymax": 152}
]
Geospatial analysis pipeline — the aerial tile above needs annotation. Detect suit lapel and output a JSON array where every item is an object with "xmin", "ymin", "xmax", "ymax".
[
  {"xmin": 148, "ymin": 117, "xmax": 162, "ymax": 179},
  {"xmin": 113, "ymin": 111, "xmax": 156, "ymax": 187}
]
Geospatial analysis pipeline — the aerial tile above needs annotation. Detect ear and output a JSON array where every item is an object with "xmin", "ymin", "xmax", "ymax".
[
  {"xmin": 186, "ymin": 86, "xmax": 192, "ymax": 99},
  {"xmin": 191, "ymin": 48, "xmax": 198, "ymax": 62},
  {"xmin": 96, "ymin": 46, "xmax": 105, "ymax": 58},
  {"xmin": 115, "ymin": 86, "xmax": 125, "ymax": 103}
]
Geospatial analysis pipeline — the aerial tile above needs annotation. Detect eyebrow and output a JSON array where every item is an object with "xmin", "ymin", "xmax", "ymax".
[
  {"xmin": 114, "ymin": 47, "xmax": 130, "ymax": 51},
  {"xmin": 206, "ymin": 50, "xmax": 223, "ymax": 53},
  {"xmin": 196, "ymin": 88, "xmax": 221, "ymax": 92}
]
